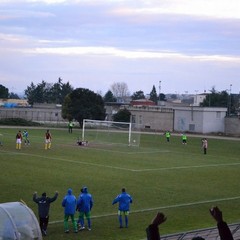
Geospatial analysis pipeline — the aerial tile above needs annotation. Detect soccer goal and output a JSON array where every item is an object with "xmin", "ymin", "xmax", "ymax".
[
  {"xmin": 0, "ymin": 134, "xmax": 3, "ymax": 146},
  {"xmin": 82, "ymin": 119, "xmax": 141, "ymax": 147}
]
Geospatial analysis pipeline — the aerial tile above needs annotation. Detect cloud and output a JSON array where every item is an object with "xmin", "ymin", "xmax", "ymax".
[
  {"xmin": 110, "ymin": 0, "xmax": 240, "ymax": 19},
  {"xmin": 22, "ymin": 46, "xmax": 240, "ymax": 64},
  {"xmin": 0, "ymin": 0, "xmax": 240, "ymax": 95}
]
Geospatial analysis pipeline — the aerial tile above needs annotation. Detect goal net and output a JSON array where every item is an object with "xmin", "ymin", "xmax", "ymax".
[{"xmin": 82, "ymin": 119, "xmax": 141, "ymax": 147}]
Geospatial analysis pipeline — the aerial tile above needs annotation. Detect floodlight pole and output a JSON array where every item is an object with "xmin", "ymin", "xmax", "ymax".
[
  {"xmin": 228, "ymin": 84, "xmax": 232, "ymax": 116},
  {"xmin": 159, "ymin": 81, "xmax": 161, "ymax": 101}
]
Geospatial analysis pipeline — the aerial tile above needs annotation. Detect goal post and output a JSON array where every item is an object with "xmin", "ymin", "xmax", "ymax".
[
  {"xmin": 0, "ymin": 133, "xmax": 3, "ymax": 146},
  {"xmin": 82, "ymin": 119, "xmax": 141, "ymax": 146}
]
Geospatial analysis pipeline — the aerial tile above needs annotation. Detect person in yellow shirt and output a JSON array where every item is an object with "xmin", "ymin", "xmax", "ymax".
[
  {"xmin": 16, "ymin": 130, "xmax": 23, "ymax": 149},
  {"xmin": 45, "ymin": 130, "xmax": 52, "ymax": 150}
]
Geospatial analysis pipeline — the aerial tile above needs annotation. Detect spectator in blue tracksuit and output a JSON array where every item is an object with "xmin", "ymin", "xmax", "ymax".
[
  {"xmin": 62, "ymin": 188, "xmax": 78, "ymax": 233},
  {"xmin": 112, "ymin": 188, "xmax": 133, "ymax": 228},
  {"xmin": 77, "ymin": 186, "xmax": 93, "ymax": 231}
]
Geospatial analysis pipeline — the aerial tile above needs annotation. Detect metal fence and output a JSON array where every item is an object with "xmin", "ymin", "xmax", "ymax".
[{"xmin": 161, "ymin": 223, "xmax": 240, "ymax": 240}]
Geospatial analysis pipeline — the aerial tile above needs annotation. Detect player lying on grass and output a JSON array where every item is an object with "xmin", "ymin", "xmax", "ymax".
[{"xmin": 77, "ymin": 138, "xmax": 89, "ymax": 146}]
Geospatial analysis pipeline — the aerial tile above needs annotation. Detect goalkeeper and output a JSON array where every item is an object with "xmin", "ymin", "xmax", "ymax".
[{"xmin": 77, "ymin": 138, "xmax": 88, "ymax": 146}]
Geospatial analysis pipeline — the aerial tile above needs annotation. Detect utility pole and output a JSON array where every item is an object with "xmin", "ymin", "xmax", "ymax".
[
  {"xmin": 228, "ymin": 84, "xmax": 232, "ymax": 116},
  {"xmin": 159, "ymin": 81, "xmax": 161, "ymax": 101}
]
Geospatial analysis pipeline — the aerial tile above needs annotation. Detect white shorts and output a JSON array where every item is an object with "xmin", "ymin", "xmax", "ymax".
[
  {"xmin": 45, "ymin": 139, "xmax": 51, "ymax": 144},
  {"xmin": 16, "ymin": 139, "xmax": 22, "ymax": 144}
]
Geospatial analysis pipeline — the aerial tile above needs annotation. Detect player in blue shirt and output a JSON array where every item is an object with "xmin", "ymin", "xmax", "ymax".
[
  {"xmin": 112, "ymin": 188, "xmax": 133, "ymax": 228},
  {"xmin": 23, "ymin": 129, "xmax": 30, "ymax": 145},
  {"xmin": 62, "ymin": 188, "xmax": 78, "ymax": 233},
  {"xmin": 76, "ymin": 186, "xmax": 93, "ymax": 231}
]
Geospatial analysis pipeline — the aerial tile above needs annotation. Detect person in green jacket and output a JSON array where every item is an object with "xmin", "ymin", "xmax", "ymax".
[
  {"xmin": 68, "ymin": 121, "xmax": 74, "ymax": 133},
  {"xmin": 165, "ymin": 131, "xmax": 171, "ymax": 142},
  {"xmin": 182, "ymin": 133, "xmax": 187, "ymax": 145}
]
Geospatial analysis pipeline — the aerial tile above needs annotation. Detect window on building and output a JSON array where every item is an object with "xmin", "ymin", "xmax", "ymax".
[
  {"xmin": 131, "ymin": 115, "xmax": 136, "ymax": 123},
  {"xmin": 189, "ymin": 124, "xmax": 195, "ymax": 131}
]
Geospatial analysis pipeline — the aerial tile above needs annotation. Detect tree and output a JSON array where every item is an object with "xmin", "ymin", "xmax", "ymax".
[
  {"xmin": 159, "ymin": 93, "xmax": 166, "ymax": 101},
  {"xmin": 24, "ymin": 81, "xmax": 49, "ymax": 105},
  {"xmin": 62, "ymin": 88, "xmax": 105, "ymax": 127},
  {"xmin": 0, "ymin": 84, "xmax": 9, "ymax": 98},
  {"xmin": 9, "ymin": 92, "xmax": 20, "ymax": 99},
  {"xmin": 25, "ymin": 78, "xmax": 74, "ymax": 105},
  {"xmin": 200, "ymin": 87, "xmax": 228, "ymax": 108},
  {"xmin": 149, "ymin": 85, "xmax": 158, "ymax": 104},
  {"xmin": 103, "ymin": 90, "xmax": 117, "ymax": 102},
  {"xmin": 231, "ymin": 94, "xmax": 240, "ymax": 115},
  {"xmin": 60, "ymin": 81, "xmax": 74, "ymax": 103},
  {"xmin": 48, "ymin": 78, "xmax": 74, "ymax": 104},
  {"xmin": 170, "ymin": 94, "xmax": 177, "ymax": 100},
  {"xmin": 111, "ymin": 82, "xmax": 130, "ymax": 102},
  {"xmin": 131, "ymin": 90, "xmax": 145, "ymax": 100},
  {"xmin": 113, "ymin": 108, "xmax": 131, "ymax": 122}
]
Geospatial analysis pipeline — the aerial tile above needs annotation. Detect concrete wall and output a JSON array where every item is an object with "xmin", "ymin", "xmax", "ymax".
[
  {"xmin": 225, "ymin": 117, "xmax": 240, "ymax": 136},
  {"xmin": 174, "ymin": 108, "xmax": 204, "ymax": 132},
  {"xmin": 202, "ymin": 109, "xmax": 226, "ymax": 133},
  {"xmin": 0, "ymin": 108, "xmax": 65, "ymax": 122},
  {"xmin": 127, "ymin": 106, "xmax": 174, "ymax": 131},
  {"xmin": 2, "ymin": 105, "xmax": 238, "ymax": 136},
  {"xmin": 174, "ymin": 107, "xmax": 227, "ymax": 133}
]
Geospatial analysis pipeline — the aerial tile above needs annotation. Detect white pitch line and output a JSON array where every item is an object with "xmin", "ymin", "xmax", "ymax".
[
  {"xmin": 0, "ymin": 150, "xmax": 136, "ymax": 171},
  {"xmin": 48, "ymin": 195, "xmax": 240, "ymax": 225},
  {"xmin": 1, "ymin": 150, "xmax": 240, "ymax": 172},
  {"xmin": 132, "ymin": 162, "xmax": 240, "ymax": 172},
  {"xmin": 83, "ymin": 145, "xmax": 170, "ymax": 155}
]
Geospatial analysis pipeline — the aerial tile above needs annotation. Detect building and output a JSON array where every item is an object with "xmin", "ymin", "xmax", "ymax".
[
  {"xmin": 0, "ymin": 98, "xmax": 30, "ymax": 108},
  {"xmin": 128, "ymin": 105, "xmax": 174, "ymax": 131},
  {"xmin": 125, "ymin": 105, "xmax": 228, "ymax": 134},
  {"xmin": 173, "ymin": 106, "xmax": 227, "ymax": 133},
  {"xmin": 0, "ymin": 103, "xmax": 66, "ymax": 124},
  {"xmin": 130, "ymin": 99, "xmax": 156, "ymax": 106},
  {"xmin": 193, "ymin": 93, "xmax": 207, "ymax": 106},
  {"xmin": 1, "ymin": 99, "xmax": 238, "ymax": 135}
]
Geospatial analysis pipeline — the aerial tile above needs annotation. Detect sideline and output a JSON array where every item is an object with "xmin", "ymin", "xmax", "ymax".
[{"xmin": 48, "ymin": 195, "xmax": 240, "ymax": 225}]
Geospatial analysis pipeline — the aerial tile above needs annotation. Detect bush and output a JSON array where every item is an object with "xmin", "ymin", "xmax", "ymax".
[{"xmin": 0, "ymin": 118, "xmax": 41, "ymax": 126}]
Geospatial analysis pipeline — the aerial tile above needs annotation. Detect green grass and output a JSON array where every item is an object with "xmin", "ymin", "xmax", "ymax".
[{"xmin": 0, "ymin": 127, "xmax": 240, "ymax": 240}]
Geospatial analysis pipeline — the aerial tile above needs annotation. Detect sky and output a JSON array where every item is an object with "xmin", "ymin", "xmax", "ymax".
[{"xmin": 0, "ymin": 0, "xmax": 240, "ymax": 96}]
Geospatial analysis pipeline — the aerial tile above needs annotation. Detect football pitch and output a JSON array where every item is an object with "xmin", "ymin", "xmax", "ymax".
[{"xmin": 0, "ymin": 127, "xmax": 239, "ymax": 240}]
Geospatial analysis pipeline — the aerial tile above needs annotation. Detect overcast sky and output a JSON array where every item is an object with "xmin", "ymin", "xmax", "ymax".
[{"xmin": 0, "ymin": 0, "xmax": 240, "ymax": 96}]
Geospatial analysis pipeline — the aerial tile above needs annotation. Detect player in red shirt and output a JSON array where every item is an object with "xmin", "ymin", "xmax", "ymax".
[
  {"xmin": 16, "ymin": 130, "xmax": 23, "ymax": 150},
  {"xmin": 45, "ymin": 130, "xmax": 52, "ymax": 150}
]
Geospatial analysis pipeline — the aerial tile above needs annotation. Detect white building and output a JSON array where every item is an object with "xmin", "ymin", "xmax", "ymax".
[
  {"xmin": 193, "ymin": 93, "xmax": 207, "ymax": 106},
  {"xmin": 174, "ymin": 107, "xmax": 227, "ymax": 133}
]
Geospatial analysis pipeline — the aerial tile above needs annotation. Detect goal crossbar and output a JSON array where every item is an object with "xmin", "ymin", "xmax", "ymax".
[{"xmin": 82, "ymin": 119, "xmax": 140, "ymax": 146}]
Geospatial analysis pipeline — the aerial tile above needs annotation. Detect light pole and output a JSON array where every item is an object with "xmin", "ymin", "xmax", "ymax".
[
  {"xmin": 228, "ymin": 84, "xmax": 232, "ymax": 116},
  {"xmin": 194, "ymin": 90, "xmax": 198, "ymax": 106},
  {"xmin": 159, "ymin": 81, "xmax": 161, "ymax": 101}
]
